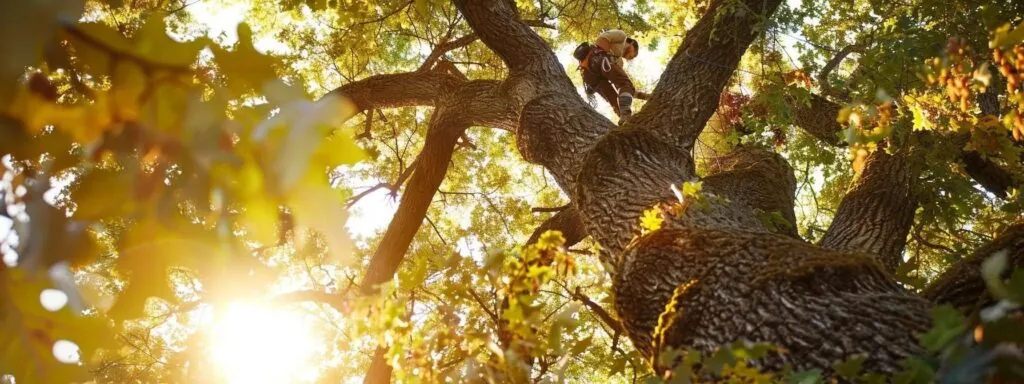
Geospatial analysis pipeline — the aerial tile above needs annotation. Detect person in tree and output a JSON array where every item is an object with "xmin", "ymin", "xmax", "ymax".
[{"xmin": 578, "ymin": 29, "xmax": 648, "ymax": 118}]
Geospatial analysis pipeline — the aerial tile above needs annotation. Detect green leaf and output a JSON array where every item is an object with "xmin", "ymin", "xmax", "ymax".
[
  {"xmin": 833, "ymin": 354, "xmax": 866, "ymax": 379},
  {"xmin": 784, "ymin": 369, "xmax": 823, "ymax": 384},
  {"xmin": 892, "ymin": 357, "xmax": 935, "ymax": 384},
  {"xmin": 920, "ymin": 304, "xmax": 967, "ymax": 352},
  {"xmin": 981, "ymin": 251, "xmax": 1010, "ymax": 299}
]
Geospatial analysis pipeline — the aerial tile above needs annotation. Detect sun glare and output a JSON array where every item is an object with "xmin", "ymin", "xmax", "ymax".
[{"xmin": 209, "ymin": 302, "xmax": 320, "ymax": 384}]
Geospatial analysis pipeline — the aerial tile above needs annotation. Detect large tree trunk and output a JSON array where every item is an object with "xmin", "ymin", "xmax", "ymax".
[
  {"xmin": 324, "ymin": 0, "xmax": 1024, "ymax": 380},
  {"xmin": 454, "ymin": 0, "xmax": 935, "ymax": 376}
]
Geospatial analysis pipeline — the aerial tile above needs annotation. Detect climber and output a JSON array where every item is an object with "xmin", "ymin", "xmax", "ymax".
[{"xmin": 574, "ymin": 29, "xmax": 648, "ymax": 118}]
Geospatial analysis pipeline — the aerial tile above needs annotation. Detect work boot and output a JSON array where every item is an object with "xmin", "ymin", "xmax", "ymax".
[{"xmin": 618, "ymin": 93, "xmax": 633, "ymax": 117}]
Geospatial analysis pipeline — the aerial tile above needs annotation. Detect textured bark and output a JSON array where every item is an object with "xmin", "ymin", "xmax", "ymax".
[
  {"xmin": 452, "ymin": 0, "xmax": 936, "ymax": 376},
  {"xmin": 625, "ymin": 0, "xmax": 785, "ymax": 149},
  {"xmin": 620, "ymin": 228, "xmax": 930, "ymax": 373},
  {"xmin": 820, "ymin": 149, "xmax": 920, "ymax": 273},
  {"xmin": 923, "ymin": 222, "xmax": 1024, "ymax": 313},
  {"xmin": 326, "ymin": 71, "xmax": 461, "ymax": 110},
  {"xmin": 525, "ymin": 206, "xmax": 587, "ymax": 247},
  {"xmin": 789, "ymin": 92, "xmax": 845, "ymax": 146},
  {"xmin": 702, "ymin": 146, "xmax": 799, "ymax": 238},
  {"xmin": 962, "ymin": 150, "xmax": 1017, "ymax": 199}
]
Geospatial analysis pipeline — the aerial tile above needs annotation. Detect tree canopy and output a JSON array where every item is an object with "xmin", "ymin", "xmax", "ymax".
[{"xmin": 1, "ymin": 0, "xmax": 1024, "ymax": 383}]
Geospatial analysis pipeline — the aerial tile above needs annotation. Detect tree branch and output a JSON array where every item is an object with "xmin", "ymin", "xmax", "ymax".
[
  {"xmin": 820, "ymin": 148, "xmax": 920, "ymax": 273},
  {"xmin": 322, "ymin": 71, "xmax": 464, "ymax": 111},
  {"xmin": 788, "ymin": 92, "xmax": 1020, "ymax": 198},
  {"xmin": 924, "ymin": 221, "xmax": 1024, "ymax": 314},
  {"xmin": 525, "ymin": 205, "xmax": 588, "ymax": 246},
  {"xmin": 415, "ymin": 19, "xmax": 555, "ymax": 73},
  {"xmin": 625, "ymin": 0, "xmax": 784, "ymax": 149},
  {"xmin": 359, "ymin": 118, "xmax": 468, "ymax": 294},
  {"xmin": 572, "ymin": 287, "xmax": 624, "ymax": 335},
  {"xmin": 817, "ymin": 43, "xmax": 863, "ymax": 100}
]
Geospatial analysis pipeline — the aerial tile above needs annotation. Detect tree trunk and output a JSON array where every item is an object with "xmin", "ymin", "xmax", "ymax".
[
  {"xmin": 453, "ymin": 0, "xmax": 936, "ymax": 376},
  {"xmin": 323, "ymin": 0, "xmax": 1024, "ymax": 379}
]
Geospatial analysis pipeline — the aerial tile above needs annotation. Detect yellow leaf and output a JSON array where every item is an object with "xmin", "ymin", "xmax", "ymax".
[
  {"xmin": 640, "ymin": 207, "xmax": 664, "ymax": 233},
  {"xmin": 536, "ymin": 230, "xmax": 566, "ymax": 250},
  {"xmin": 910, "ymin": 104, "xmax": 932, "ymax": 131},
  {"xmin": 131, "ymin": 14, "xmax": 206, "ymax": 67},
  {"xmin": 682, "ymin": 180, "xmax": 703, "ymax": 198},
  {"xmin": 111, "ymin": 61, "xmax": 146, "ymax": 121},
  {"xmin": 1, "ymin": 267, "xmax": 113, "ymax": 383},
  {"xmin": 213, "ymin": 23, "xmax": 280, "ymax": 96},
  {"xmin": 287, "ymin": 181, "xmax": 355, "ymax": 265},
  {"xmin": 242, "ymin": 193, "xmax": 280, "ymax": 245},
  {"xmin": 256, "ymin": 93, "xmax": 361, "ymax": 193}
]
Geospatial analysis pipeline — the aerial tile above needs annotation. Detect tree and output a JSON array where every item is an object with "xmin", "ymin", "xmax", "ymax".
[{"xmin": 1, "ymin": 0, "xmax": 1024, "ymax": 383}]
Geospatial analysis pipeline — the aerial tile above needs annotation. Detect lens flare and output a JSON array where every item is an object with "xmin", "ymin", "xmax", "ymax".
[{"xmin": 208, "ymin": 302, "xmax": 319, "ymax": 384}]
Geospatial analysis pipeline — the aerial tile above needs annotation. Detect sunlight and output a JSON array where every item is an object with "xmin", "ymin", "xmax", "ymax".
[{"xmin": 209, "ymin": 302, "xmax": 320, "ymax": 384}]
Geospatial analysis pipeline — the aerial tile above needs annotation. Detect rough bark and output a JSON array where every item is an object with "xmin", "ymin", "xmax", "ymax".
[
  {"xmin": 452, "ymin": 0, "xmax": 936, "ymax": 377},
  {"xmin": 622, "ymin": 228, "xmax": 930, "ymax": 373},
  {"xmin": 321, "ymin": 0, "xmax": 1024, "ymax": 380},
  {"xmin": 702, "ymin": 146, "xmax": 800, "ymax": 238},
  {"xmin": 923, "ymin": 222, "xmax": 1024, "ymax": 313},
  {"xmin": 625, "ymin": 0, "xmax": 785, "ymax": 149},
  {"xmin": 820, "ymin": 149, "xmax": 920, "ymax": 273},
  {"xmin": 525, "ymin": 206, "xmax": 587, "ymax": 247},
  {"xmin": 789, "ymin": 92, "xmax": 845, "ymax": 146}
]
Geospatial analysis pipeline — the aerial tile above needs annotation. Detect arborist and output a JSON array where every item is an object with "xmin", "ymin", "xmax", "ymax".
[{"xmin": 574, "ymin": 29, "xmax": 649, "ymax": 119}]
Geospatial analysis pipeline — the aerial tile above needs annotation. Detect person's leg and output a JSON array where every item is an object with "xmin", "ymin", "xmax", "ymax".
[
  {"xmin": 582, "ymin": 68, "xmax": 621, "ymax": 115},
  {"xmin": 594, "ymin": 53, "xmax": 637, "ymax": 116}
]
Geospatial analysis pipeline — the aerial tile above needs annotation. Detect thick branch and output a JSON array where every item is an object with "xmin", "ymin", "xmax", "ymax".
[
  {"xmin": 961, "ymin": 151, "xmax": 1017, "ymax": 199},
  {"xmin": 416, "ymin": 19, "xmax": 556, "ymax": 73},
  {"xmin": 324, "ymin": 71, "xmax": 464, "ymax": 111},
  {"xmin": 525, "ymin": 206, "xmax": 588, "ymax": 247},
  {"xmin": 923, "ymin": 222, "xmax": 1024, "ymax": 314},
  {"xmin": 788, "ymin": 92, "xmax": 845, "ymax": 146},
  {"xmin": 701, "ymin": 146, "xmax": 800, "ymax": 238},
  {"xmin": 626, "ymin": 0, "xmax": 784, "ymax": 149},
  {"xmin": 359, "ymin": 117, "xmax": 467, "ymax": 294},
  {"xmin": 452, "ymin": 2, "xmax": 565, "ymax": 78},
  {"xmin": 820, "ymin": 149, "xmax": 920, "ymax": 273}
]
